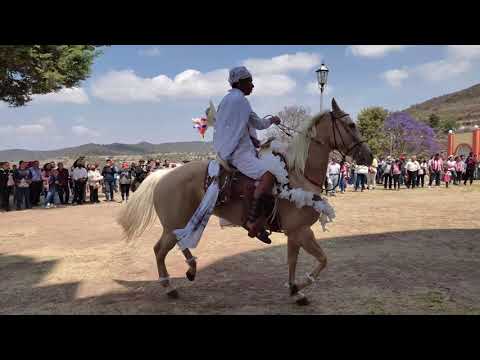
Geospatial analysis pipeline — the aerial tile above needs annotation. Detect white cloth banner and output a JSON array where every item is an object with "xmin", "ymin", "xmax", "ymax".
[{"xmin": 173, "ymin": 161, "xmax": 220, "ymax": 250}]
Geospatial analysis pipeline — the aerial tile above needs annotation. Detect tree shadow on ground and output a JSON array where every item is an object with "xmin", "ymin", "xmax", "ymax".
[
  {"xmin": 0, "ymin": 253, "xmax": 80, "ymax": 314},
  {"xmin": 2, "ymin": 228, "xmax": 480, "ymax": 314}
]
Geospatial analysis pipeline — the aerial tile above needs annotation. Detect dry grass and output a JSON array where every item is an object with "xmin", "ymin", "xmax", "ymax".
[{"xmin": 1, "ymin": 183, "xmax": 479, "ymax": 314}]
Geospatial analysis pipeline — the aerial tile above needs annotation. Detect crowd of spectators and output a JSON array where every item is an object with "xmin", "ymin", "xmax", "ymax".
[
  {"xmin": 325, "ymin": 152, "xmax": 478, "ymax": 195},
  {"xmin": 0, "ymin": 158, "xmax": 185, "ymax": 212}
]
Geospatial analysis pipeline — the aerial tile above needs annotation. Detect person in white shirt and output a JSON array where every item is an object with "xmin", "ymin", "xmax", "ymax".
[
  {"xmin": 355, "ymin": 164, "xmax": 369, "ymax": 191},
  {"xmin": 405, "ymin": 155, "xmax": 420, "ymax": 189},
  {"xmin": 326, "ymin": 159, "xmax": 341, "ymax": 196},
  {"xmin": 213, "ymin": 66, "xmax": 280, "ymax": 244},
  {"xmin": 446, "ymin": 155, "xmax": 457, "ymax": 185},
  {"xmin": 367, "ymin": 157, "xmax": 378, "ymax": 190},
  {"xmin": 87, "ymin": 164, "xmax": 103, "ymax": 203},
  {"xmin": 72, "ymin": 163, "xmax": 88, "ymax": 204},
  {"xmin": 417, "ymin": 158, "xmax": 428, "ymax": 188}
]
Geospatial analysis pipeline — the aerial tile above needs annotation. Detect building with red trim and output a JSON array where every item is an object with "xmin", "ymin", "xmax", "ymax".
[{"xmin": 447, "ymin": 127, "xmax": 480, "ymax": 157}]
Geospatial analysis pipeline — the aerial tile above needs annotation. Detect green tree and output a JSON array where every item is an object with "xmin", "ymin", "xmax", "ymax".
[
  {"xmin": 357, "ymin": 107, "xmax": 390, "ymax": 156},
  {"xmin": 0, "ymin": 45, "xmax": 103, "ymax": 107},
  {"xmin": 439, "ymin": 117, "xmax": 457, "ymax": 134},
  {"xmin": 428, "ymin": 113, "xmax": 441, "ymax": 128}
]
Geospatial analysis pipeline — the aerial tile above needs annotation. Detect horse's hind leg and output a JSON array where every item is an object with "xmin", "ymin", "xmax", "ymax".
[
  {"xmin": 182, "ymin": 248, "xmax": 197, "ymax": 281},
  {"xmin": 154, "ymin": 231, "xmax": 179, "ymax": 298}
]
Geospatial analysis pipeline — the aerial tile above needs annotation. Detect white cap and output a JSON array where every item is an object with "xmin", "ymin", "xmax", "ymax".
[{"xmin": 228, "ymin": 66, "xmax": 252, "ymax": 85}]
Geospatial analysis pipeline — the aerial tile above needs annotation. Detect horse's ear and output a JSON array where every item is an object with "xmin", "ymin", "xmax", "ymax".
[
  {"xmin": 332, "ymin": 98, "xmax": 341, "ymax": 113},
  {"xmin": 331, "ymin": 98, "xmax": 346, "ymax": 117}
]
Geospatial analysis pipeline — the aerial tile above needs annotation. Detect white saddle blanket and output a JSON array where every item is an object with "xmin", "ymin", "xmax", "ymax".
[{"xmin": 174, "ymin": 141, "xmax": 336, "ymax": 250}]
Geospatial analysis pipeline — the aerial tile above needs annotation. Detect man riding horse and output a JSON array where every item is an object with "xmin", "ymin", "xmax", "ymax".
[{"xmin": 213, "ymin": 66, "xmax": 281, "ymax": 244}]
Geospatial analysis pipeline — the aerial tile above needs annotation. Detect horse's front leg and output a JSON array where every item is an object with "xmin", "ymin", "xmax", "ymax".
[
  {"xmin": 287, "ymin": 230, "xmax": 310, "ymax": 306},
  {"xmin": 296, "ymin": 227, "xmax": 327, "ymax": 293},
  {"xmin": 287, "ymin": 235, "xmax": 300, "ymax": 292}
]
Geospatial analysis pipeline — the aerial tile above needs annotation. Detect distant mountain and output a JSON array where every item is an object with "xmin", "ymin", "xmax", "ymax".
[
  {"xmin": 405, "ymin": 83, "xmax": 480, "ymax": 128},
  {"xmin": 0, "ymin": 141, "xmax": 214, "ymax": 161}
]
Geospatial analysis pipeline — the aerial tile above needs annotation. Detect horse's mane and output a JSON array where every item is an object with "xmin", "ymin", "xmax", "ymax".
[{"xmin": 285, "ymin": 111, "xmax": 330, "ymax": 177}]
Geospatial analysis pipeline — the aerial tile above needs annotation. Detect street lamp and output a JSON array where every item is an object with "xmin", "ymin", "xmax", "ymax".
[{"xmin": 316, "ymin": 62, "xmax": 329, "ymax": 113}]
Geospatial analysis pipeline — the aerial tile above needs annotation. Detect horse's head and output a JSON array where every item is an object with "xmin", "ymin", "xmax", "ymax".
[{"xmin": 318, "ymin": 98, "xmax": 373, "ymax": 166}]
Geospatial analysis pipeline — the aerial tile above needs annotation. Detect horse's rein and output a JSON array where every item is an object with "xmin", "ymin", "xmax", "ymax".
[
  {"xmin": 330, "ymin": 113, "xmax": 366, "ymax": 160},
  {"xmin": 271, "ymin": 113, "xmax": 364, "ymax": 156},
  {"xmin": 270, "ymin": 112, "xmax": 365, "ymax": 190}
]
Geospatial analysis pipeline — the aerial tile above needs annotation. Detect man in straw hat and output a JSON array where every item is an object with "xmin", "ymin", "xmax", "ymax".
[{"xmin": 213, "ymin": 66, "xmax": 281, "ymax": 244}]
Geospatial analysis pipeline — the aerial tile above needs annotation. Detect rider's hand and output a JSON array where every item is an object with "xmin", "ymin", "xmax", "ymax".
[{"xmin": 270, "ymin": 116, "xmax": 281, "ymax": 125}]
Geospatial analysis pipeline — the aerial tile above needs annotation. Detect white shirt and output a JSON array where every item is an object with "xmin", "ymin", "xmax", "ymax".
[
  {"xmin": 356, "ymin": 165, "xmax": 369, "ymax": 174},
  {"xmin": 213, "ymin": 88, "xmax": 271, "ymax": 161},
  {"xmin": 72, "ymin": 167, "xmax": 88, "ymax": 180},
  {"xmin": 327, "ymin": 162, "xmax": 340, "ymax": 176},
  {"xmin": 87, "ymin": 169, "xmax": 103, "ymax": 186},
  {"xmin": 419, "ymin": 162, "xmax": 428, "ymax": 175},
  {"xmin": 405, "ymin": 160, "xmax": 420, "ymax": 172}
]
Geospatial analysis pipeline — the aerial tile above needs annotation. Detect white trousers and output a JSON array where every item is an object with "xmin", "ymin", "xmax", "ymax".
[
  {"xmin": 367, "ymin": 170, "xmax": 377, "ymax": 188},
  {"xmin": 230, "ymin": 149, "xmax": 269, "ymax": 180}
]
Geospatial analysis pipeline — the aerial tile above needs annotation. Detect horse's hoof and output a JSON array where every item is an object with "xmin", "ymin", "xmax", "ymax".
[
  {"xmin": 289, "ymin": 284, "xmax": 299, "ymax": 296},
  {"xmin": 167, "ymin": 289, "xmax": 179, "ymax": 299},
  {"xmin": 296, "ymin": 297, "xmax": 310, "ymax": 306},
  {"xmin": 186, "ymin": 270, "xmax": 196, "ymax": 282}
]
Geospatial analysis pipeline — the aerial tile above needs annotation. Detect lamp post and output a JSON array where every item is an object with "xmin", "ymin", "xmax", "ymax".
[{"xmin": 316, "ymin": 62, "xmax": 329, "ymax": 113}]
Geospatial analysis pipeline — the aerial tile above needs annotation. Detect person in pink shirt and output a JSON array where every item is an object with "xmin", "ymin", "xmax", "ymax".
[
  {"xmin": 455, "ymin": 156, "xmax": 465, "ymax": 184},
  {"xmin": 428, "ymin": 153, "xmax": 443, "ymax": 187},
  {"xmin": 443, "ymin": 163, "xmax": 452, "ymax": 188},
  {"xmin": 392, "ymin": 160, "xmax": 402, "ymax": 190}
]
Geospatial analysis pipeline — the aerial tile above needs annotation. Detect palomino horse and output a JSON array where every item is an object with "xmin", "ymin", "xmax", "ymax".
[{"xmin": 118, "ymin": 99, "xmax": 373, "ymax": 305}]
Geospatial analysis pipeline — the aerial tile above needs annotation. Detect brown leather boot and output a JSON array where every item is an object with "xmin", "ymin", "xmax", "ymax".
[{"xmin": 244, "ymin": 172, "xmax": 275, "ymax": 244}]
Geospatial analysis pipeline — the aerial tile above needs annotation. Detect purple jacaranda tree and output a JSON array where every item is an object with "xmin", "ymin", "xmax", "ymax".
[{"xmin": 384, "ymin": 112, "xmax": 440, "ymax": 157}]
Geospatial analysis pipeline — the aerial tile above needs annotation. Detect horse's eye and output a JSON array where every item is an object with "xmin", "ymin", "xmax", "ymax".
[{"xmin": 349, "ymin": 123, "xmax": 356, "ymax": 129}]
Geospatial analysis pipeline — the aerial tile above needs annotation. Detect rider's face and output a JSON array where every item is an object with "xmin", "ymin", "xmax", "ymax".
[{"xmin": 237, "ymin": 77, "xmax": 254, "ymax": 96}]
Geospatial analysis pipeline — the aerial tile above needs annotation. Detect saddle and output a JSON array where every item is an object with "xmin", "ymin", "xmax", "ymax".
[{"xmin": 204, "ymin": 157, "xmax": 282, "ymax": 233}]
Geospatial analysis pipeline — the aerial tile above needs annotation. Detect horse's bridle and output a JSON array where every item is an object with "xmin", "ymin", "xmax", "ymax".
[
  {"xmin": 329, "ymin": 112, "xmax": 366, "ymax": 160},
  {"xmin": 275, "ymin": 111, "xmax": 365, "ymax": 159},
  {"xmin": 274, "ymin": 111, "xmax": 366, "ymax": 189}
]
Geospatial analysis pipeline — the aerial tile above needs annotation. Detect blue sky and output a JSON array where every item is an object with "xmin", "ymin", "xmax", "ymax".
[{"xmin": 1, "ymin": 45, "xmax": 480, "ymax": 150}]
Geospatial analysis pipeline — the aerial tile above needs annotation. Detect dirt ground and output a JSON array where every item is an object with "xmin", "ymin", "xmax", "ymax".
[{"xmin": 1, "ymin": 183, "xmax": 479, "ymax": 314}]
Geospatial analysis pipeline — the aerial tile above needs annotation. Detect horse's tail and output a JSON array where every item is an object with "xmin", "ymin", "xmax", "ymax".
[{"xmin": 117, "ymin": 169, "xmax": 172, "ymax": 242}]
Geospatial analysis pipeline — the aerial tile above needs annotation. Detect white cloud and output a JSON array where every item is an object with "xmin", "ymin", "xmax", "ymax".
[
  {"xmin": 306, "ymin": 82, "xmax": 334, "ymax": 95},
  {"xmin": 138, "ymin": 46, "xmax": 161, "ymax": 57},
  {"xmin": 91, "ymin": 69, "xmax": 229, "ymax": 103},
  {"xmin": 381, "ymin": 45, "xmax": 480, "ymax": 86},
  {"xmin": 37, "ymin": 116, "xmax": 55, "ymax": 127},
  {"xmin": 0, "ymin": 125, "xmax": 15, "ymax": 134},
  {"xmin": 0, "ymin": 116, "xmax": 57, "ymax": 137},
  {"xmin": 16, "ymin": 124, "xmax": 46, "ymax": 135},
  {"xmin": 92, "ymin": 67, "xmax": 298, "ymax": 103},
  {"xmin": 34, "ymin": 87, "xmax": 89, "ymax": 104},
  {"xmin": 414, "ymin": 58, "xmax": 472, "ymax": 81},
  {"xmin": 243, "ymin": 52, "xmax": 321, "ymax": 74},
  {"xmin": 252, "ymin": 74, "xmax": 296, "ymax": 96},
  {"xmin": 71, "ymin": 125, "xmax": 100, "ymax": 137},
  {"xmin": 381, "ymin": 69, "xmax": 409, "ymax": 87},
  {"xmin": 349, "ymin": 45, "xmax": 409, "ymax": 58},
  {"xmin": 447, "ymin": 45, "xmax": 480, "ymax": 60},
  {"xmin": 74, "ymin": 116, "xmax": 86, "ymax": 124},
  {"xmin": 91, "ymin": 52, "xmax": 324, "ymax": 103}
]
